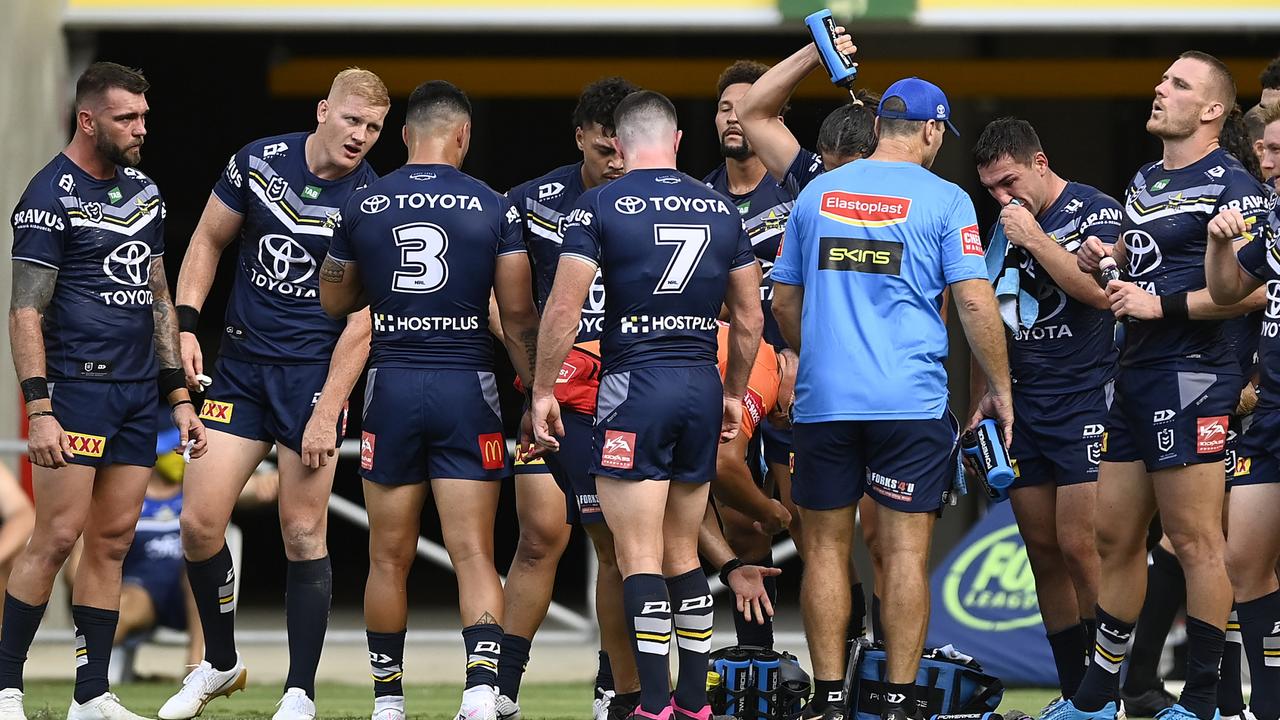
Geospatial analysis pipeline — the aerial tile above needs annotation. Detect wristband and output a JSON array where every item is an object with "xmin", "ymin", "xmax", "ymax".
[
  {"xmin": 26, "ymin": 410, "xmax": 54, "ymax": 420},
  {"xmin": 159, "ymin": 368, "xmax": 186, "ymax": 398},
  {"xmin": 170, "ymin": 399, "xmax": 194, "ymax": 411},
  {"xmin": 20, "ymin": 377, "xmax": 49, "ymax": 403},
  {"xmin": 176, "ymin": 305, "xmax": 200, "ymax": 334},
  {"xmin": 1160, "ymin": 292, "xmax": 1189, "ymax": 321},
  {"xmin": 718, "ymin": 558, "xmax": 745, "ymax": 586}
]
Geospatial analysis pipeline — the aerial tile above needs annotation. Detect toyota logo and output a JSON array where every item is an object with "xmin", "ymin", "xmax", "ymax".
[
  {"xmin": 1267, "ymin": 281, "xmax": 1280, "ymax": 320},
  {"xmin": 615, "ymin": 196, "xmax": 647, "ymax": 215},
  {"xmin": 361, "ymin": 194, "xmax": 391, "ymax": 214},
  {"xmin": 257, "ymin": 234, "xmax": 316, "ymax": 283},
  {"xmin": 1124, "ymin": 230, "xmax": 1162, "ymax": 277},
  {"xmin": 103, "ymin": 240, "xmax": 151, "ymax": 286}
]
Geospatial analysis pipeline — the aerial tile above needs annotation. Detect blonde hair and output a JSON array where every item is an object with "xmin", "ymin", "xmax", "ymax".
[
  {"xmin": 329, "ymin": 67, "xmax": 390, "ymax": 108},
  {"xmin": 1261, "ymin": 100, "xmax": 1280, "ymax": 130}
]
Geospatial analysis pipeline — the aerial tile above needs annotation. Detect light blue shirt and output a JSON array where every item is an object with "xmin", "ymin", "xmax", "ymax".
[{"xmin": 772, "ymin": 159, "xmax": 985, "ymax": 421}]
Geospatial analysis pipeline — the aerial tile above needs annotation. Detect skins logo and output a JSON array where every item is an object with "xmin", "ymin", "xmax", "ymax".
[
  {"xmin": 1196, "ymin": 416, "xmax": 1228, "ymax": 454},
  {"xmin": 361, "ymin": 431, "xmax": 375, "ymax": 471},
  {"xmin": 199, "ymin": 400, "xmax": 233, "ymax": 423},
  {"xmin": 601, "ymin": 430, "xmax": 637, "ymax": 470},
  {"xmin": 818, "ymin": 237, "xmax": 903, "ymax": 275},
  {"xmin": 478, "ymin": 432, "xmax": 505, "ymax": 470},
  {"xmin": 66, "ymin": 432, "xmax": 106, "ymax": 458},
  {"xmin": 818, "ymin": 192, "xmax": 911, "ymax": 227},
  {"xmin": 961, "ymin": 225, "xmax": 983, "ymax": 256}
]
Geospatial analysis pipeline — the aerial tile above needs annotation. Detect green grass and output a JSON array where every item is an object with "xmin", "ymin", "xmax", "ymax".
[{"xmin": 19, "ymin": 682, "xmax": 1063, "ymax": 719}]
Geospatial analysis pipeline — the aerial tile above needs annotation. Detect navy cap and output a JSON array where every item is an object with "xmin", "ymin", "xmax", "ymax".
[{"xmin": 877, "ymin": 77, "xmax": 960, "ymax": 137}]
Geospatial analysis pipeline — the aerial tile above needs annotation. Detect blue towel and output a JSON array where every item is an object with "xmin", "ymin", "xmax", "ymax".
[{"xmin": 985, "ymin": 216, "xmax": 1039, "ymax": 332}]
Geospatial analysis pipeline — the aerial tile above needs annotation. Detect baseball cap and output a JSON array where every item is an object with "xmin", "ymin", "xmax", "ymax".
[{"xmin": 877, "ymin": 77, "xmax": 960, "ymax": 136}]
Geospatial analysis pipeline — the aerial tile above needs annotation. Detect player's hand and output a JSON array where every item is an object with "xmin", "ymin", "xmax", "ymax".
[
  {"xmin": 531, "ymin": 393, "xmax": 564, "ymax": 452},
  {"xmin": 1208, "ymin": 208, "xmax": 1249, "ymax": 244},
  {"xmin": 1000, "ymin": 202, "xmax": 1042, "ymax": 250},
  {"xmin": 172, "ymin": 403, "xmax": 208, "ymax": 460},
  {"xmin": 727, "ymin": 564, "xmax": 782, "ymax": 624},
  {"xmin": 27, "ymin": 414, "xmax": 73, "ymax": 468},
  {"xmin": 1106, "ymin": 280, "xmax": 1162, "ymax": 321},
  {"xmin": 180, "ymin": 331, "xmax": 205, "ymax": 392},
  {"xmin": 968, "ymin": 390, "xmax": 1014, "ymax": 448},
  {"xmin": 1237, "ymin": 383, "xmax": 1259, "ymax": 416},
  {"xmin": 517, "ymin": 407, "xmax": 549, "ymax": 462},
  {"xmin": 832, "ymin": 26, "xmax": 858, "ymax": 60},
  {"xmin": 721, "ymin": 395, "xmax": 743, "ymax": 444},
  {"xmin": 752, "ymin": 499, "xmax": 792, "ymax": 536},
  {"xmin": 1077, "ymin": 235, "xmax": 1109, "ymax": 274},
  {"xmin": 301, "ymin": 410, "xmax": 338, "ymax": 469}
]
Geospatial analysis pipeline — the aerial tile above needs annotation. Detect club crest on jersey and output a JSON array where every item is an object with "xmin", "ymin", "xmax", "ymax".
[
  {"xmin": 478, "ymin": 432, "xmax": 505, "ymax": 470},
  {"xmin": 83, "ymin": 201, "xmax": 103, "ymax": 224},
  {"xmin": 601, "ymin": 430, "xmax": 636, "ymax": 470},
  {"xmin": 1196, "ymin": 416, "xmax": 1228, "ymax": 454},
  {"xmin": 66, "ymin": 432, "xmax": 105, "ymax": 458},
  {"xmin": 819, "ymin": 192, "xmax": 911, "ymax": 227},
  {"xmin": 199, "ymin": 400, "xmax": 234, "ymax": 423}
]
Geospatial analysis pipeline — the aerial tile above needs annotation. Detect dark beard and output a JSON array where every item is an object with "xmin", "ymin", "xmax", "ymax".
[
  {"xmin": 97, "ymin": 132, "xmax": 140, "ymax": 168},
  {"xmin": 720, "ymin": 138, "xmax": 752, "ymax": 160}
]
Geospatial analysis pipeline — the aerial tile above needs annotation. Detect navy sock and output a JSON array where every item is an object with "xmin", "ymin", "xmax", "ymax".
[
  {"xmin": 872, "ymin": 595, "xmax": 884, "ymax": 642},
  {"xmin": 1179, "ymin": 616, "xmax": 1225, "ymax": 720},
  {"xmin": 668, "ymin": 569, "xmax": 714, "ymax": 711},
  {"xmin": 883, "ymin": 681, "xmax": 916, "ymax": 716},
  {"xmin": 496, "ymin": 634, "xmax": 532, "ymax": 700},
  {"xmin": 367, "ymin": 629, "xmax": 406, "ymax": 698},
  {"xmin": 1236, "ymin": 591, "xmax": 1280, "ymax": 720},
  {"xmin": 1125, "ymin": 546, "xmax": 1185, "ymax": 695},
  {"xmin": 0, "ymin": 593, "xmax": 45, "ymax": 691},
  {"xmin": 1218, "ymin": 608, "xmax": 1245, "ymax": 716},
  {"xmin": 186, "ymin": 544, "xmax": 238, "ymax": 671},
  {"xmin": 1074, "ymin": 607, "xmax": 1134, "ymax": 712},
  {"xmin": 850, "ymin": 582, "xmax": 867, "ymax": 641},
  {"xmin": 624, "ymin": 573, "xmax": 673, "ymax": 715},
  {"xmin": 284, "ymin": 557, "xmax": 331, "ymax": 698},
  {"xmin": 733, "ymin": 554, "xmax": 774, "ymax": 650},
  {"xmin": 463, "ymin": 623, "xmax": 503, "ymax": 689},
  {"xmin": 596, "ymin": 650, "xmax": 614, "ymax": 694},
  {"xmin": 1048, "ymin": 623, "xmax": 1089, "ymax": 700},
  {"xmin": 71, "ymin": 605, "xmax": 117, "ymax": 704},
  {"xmin": 813, "ymin": 678, "xmax": 846, "ymax": 712}
]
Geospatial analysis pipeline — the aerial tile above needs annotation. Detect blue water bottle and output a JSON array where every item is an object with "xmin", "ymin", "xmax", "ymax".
[
  {"xmin": 753, "ymin": 651, "xmax": 782, "ymax": 718},
  {"xmin": 962, "ymin": 418, "xmax": 1015, "ymax": 502},
  {"xmin": 804, "ymin": 9, "xmax": 858, "ymax": 88},
  {"xmin": 715, "ymin": 653, "xmax": 753, "ymax": 716}
]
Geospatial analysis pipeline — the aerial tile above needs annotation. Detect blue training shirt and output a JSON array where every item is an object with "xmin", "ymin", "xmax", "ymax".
[{"xmin": 773, "ymin": 159, "xmax": 986, "ymax": 422}]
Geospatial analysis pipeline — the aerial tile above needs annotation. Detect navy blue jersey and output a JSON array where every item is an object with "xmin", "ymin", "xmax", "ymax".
[
  {"xmin": 507, "ymin": 162, "xmax": 606, "ymax": 341},
  {"xmin": 704, "ymin": 149, "xmax": 821, "ymax": 348},
  {"xmin": 126, "ymin": 492, "xmax": 183, "ymax": 568},
  {"xmin": 328, "ymin": 164, "xmax": 525, "ymax": 370},
  {"xmin": 1119, "ymin": 148, "xmax": 1275, "ymax": 370},
  {"xmin": 1239, "ymin": 206, "xmax": 1280, "ymax": 411},
  {"xmin": 1010, "ymin": 182, "xmax": 1122, "ymax": 395},
  {"xmin": 212, "ymin": 132, "xmax": 378, "ymax": 364},
  {"xmin": 561, "ymin": 169, "xmax": 756, "ymax": 374},
  {"xmin": 10, "ymin": 154, "xmax": 164, "ymax": 382}
]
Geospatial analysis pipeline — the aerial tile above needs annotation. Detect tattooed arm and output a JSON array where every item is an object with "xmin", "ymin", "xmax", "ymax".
[
  {"xmin": 9, "ymin": 260, "xmax": 72, "ymax": 467},
  {"xmin": 319, "ymin": 256, "xmax": 367, "ymax": 318},
  {"xmin": 153, "ymin": 257, "xmax": 209, "ymax": 458},
  {"xmin": 494, "ymin": 253, "xmax": 539, "ymax": 389}
]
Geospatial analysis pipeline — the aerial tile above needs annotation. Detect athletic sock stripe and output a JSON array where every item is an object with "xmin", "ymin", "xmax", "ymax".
[
  {"xmin": 1095, "ymin": 645, "xmax": 1125, "ymax": 663},
  {"xmin": 467, "ymin": 659, "xmax": 498, "ymax": 669},
  {"xmin": 637, "ymin": 639, "xmax": 670, "ymax": 655},
  {"xmin": 635, "ymin": 632, "xmax": 672, "ymax": 642},
  {"xmin": 675, "ymin": 628, "xmax": 713, "ymax": 639},
  {"xmin": 674, "ymin": 613, "xmax": 714, "ymax": 630},
  {"xmin": 373, "ymin": 672, "xmax": 404, "ymax": 682},
  {"xmin": 634, "ymin": 617, "xmax": 672, "ymax": 634}
]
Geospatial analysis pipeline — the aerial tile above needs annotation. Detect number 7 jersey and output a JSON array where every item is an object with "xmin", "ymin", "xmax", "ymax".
[
  {"xmin": 327, "ymin": 163, "xmax": 525, "ymax": 369},
  {"xmin": 559, "ymin": 169, "xmax": 756, "ymax": 374}
]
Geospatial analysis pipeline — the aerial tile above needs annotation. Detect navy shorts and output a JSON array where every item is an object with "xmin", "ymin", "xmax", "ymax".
[
  {"xmin": 1232, "ymin": 410, "xmax": 1280, "ymax": 487},
  {"xmin": 547, "ymin": 410, "xmax": 603, "ymax": 523},
  {"xmin": 49, "ymin": 380, "xmax": 158, "ymax": 468},
  {"xmin": 1009, "ymin": 384, "xmax": 1111, "ymax": 489},
  {"xmin": 123, "ymin": 541, "xmax": 187, "ymax": 631},
  {"xmin": 759, "ymin": 422, "xmax": 792, "ymax": 467},
  {"xmin": 360, "ymin": 367, "xmax": 509, "ymax": 485},
  {"xmin": 1102, "ymin": 366, "xmax": 1240, "ymax": 472},
  {"xmin": 791, "ymin": 414, "xmax": 959, "ymax": 513},
  {"xmin": 200, "ymin": 357, "xmax": 345, "ymax": 455},
  {"xmin": 590, "ymin": 366, "xmax": 722, "ymax": 483}
]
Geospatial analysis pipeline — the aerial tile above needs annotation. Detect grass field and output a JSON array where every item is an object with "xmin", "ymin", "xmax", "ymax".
[{"xmin": 18, "ymin": 682, "xmax": 1065, "ymax": 719}]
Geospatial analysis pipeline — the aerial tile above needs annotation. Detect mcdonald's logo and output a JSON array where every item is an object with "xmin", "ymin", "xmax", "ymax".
[
  {"xmin": 66, "ymin": 431, "xmax": 106, "ymax": 458},
  {"xmin": 478, "ymin": 432, "xmax": 505, "ymax": 470},
  {"xmin": 199, "ymin": 399, "xmax": 234, "ymax": 423}
]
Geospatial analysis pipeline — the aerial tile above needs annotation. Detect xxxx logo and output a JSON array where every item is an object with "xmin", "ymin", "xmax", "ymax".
[
  {"xmin": 199, "ymin": 400, "xmax": 234, "ymax": 423},
  {"xmin": 66, "ymin": 432, "xmax": 105, "ymax": 458}
]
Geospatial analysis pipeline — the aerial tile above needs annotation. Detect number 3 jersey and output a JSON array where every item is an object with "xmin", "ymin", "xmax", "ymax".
[
  {"xmin": 10, "ymin": 153, "xmax": 164, "ymax": 382},
  {"xmin": 328, "ymin": 163, "xmax": 525, "ymax": 369},
  {"xmin": 1118, "ymin": 147, "xmax": 1274, "ymax": 371},
  {"xmin": 212, "ymin": 132, "xmax": 378, "ymax": 363},
  {"xmin": 560, "ymin": 169, "xmax": 756, "ymax": 374}
]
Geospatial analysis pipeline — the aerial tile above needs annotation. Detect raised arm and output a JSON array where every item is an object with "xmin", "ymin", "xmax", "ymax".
[
  {"xmin": 1205, "ymin": 209, "xmax": 1265, "ymax": 305},
  {"xmin": 175, "ymin": 194, "xmax": 244, "ymax": 389}
]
